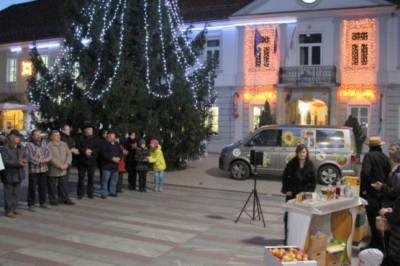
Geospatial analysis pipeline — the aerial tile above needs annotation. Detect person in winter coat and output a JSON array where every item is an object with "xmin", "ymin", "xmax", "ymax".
[
  {"xmin": 135, "ymin": 139, "xmax": 150, "ymax": 192},
  {"xmin": 379, "ymin": 194, "xmax": 400, "ymax": 265},
  {"xmin": 117, "ymin": 138, "xmax": 128, "ymax": 194},
  {"xmin": 26, "ymin": 128, "xmax": 51, "ymax": 211},
  {"xmin": 360, "ymin": 136, "xmax": 391, "ymax": 251},
  {"xmin": 124, "ymin": 132, "xmax": 138, "ymax": 190},
  {"xmin": 281, "ymin": 143, "xmax": 316, "ymax": 245},
  {"xmin": 47, "ymin": 130, "xmax": 74, "ymax": 206},
  {"xmin": 75, "ymin": 124, "xmax": 100, "ymax": 199},
  {"xmin": 99, "ymin": 130, "xmax": 122, "ymax": 199},
  {"xmin": 1, "ymin": 130, "xmax": 28, "ymax": 218},
  {"xmin": 148, "ymin": 139, "xmax": 166, "ymax": 191}
]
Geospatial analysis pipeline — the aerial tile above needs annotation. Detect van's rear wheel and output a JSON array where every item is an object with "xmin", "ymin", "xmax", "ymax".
[
  {"xmin": 318, "ymin": 165, "xmax": 340, "ymax": 185},
  {"xmin": 230, "ymin": 161, "xmax": 250, "ymax": 180}
]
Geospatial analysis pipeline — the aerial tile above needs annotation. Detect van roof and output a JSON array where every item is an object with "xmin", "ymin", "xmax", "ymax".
[{"xmin": 259, "ymin": 124, "xmax": 352, "ymax": 130}]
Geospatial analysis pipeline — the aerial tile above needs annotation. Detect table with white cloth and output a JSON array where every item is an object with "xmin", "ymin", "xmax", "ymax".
[{"xmin": 284, "ymin": 197, "xmax": 367, "ymax": 262}]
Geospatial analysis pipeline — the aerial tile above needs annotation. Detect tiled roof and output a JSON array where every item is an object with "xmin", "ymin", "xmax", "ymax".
[
  {"xmin": 0, "ymin": 0, "xmax": 252, "ymax": 45},
  {"xmin": 0, "ymin": 0, "xmax": 66, "ymax": 44},
  {"xmin": 180, "ymin": 0, "xmax": 253, "ymax": 22}
]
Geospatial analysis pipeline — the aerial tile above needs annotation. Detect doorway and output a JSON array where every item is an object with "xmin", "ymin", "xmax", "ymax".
[{"xmin": 286, "ymin": 98, "xmax": 328, "ymax": 125}]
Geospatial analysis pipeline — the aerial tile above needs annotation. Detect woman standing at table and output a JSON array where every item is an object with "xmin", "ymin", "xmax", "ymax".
[{"xmin": 281, "ymin": 144, "xmax": 316, "ymax": 245}]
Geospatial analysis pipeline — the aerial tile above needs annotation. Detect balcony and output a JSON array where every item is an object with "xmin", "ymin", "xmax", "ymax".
[{"xmin": 278, "ymin": 65, "xmax": 336, "ymax": 86}]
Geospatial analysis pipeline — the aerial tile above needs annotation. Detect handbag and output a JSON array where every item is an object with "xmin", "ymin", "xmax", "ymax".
[{"xmin": 376, "ymin": 216, "xmax": 391, "ymax": 231}]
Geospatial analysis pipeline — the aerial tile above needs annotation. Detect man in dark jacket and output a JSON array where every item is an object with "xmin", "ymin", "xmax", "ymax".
[
  {"xmin": 124, "ymin": 131, "xmax": 137, "ymax": 190},
  {"xmin": 100, "ymin": 129, "xmax": 122, "ymax": 199},
  {"xmin": 1, "ymin": 130, "xmax": 28, "ymax": 218},
  {"xmin": 75, "ymin": 124, "xmax": 100, "ymax": 199},
  {"xmin": 360, "ymin": 136, "xmax": 391, "ymax": 251}
]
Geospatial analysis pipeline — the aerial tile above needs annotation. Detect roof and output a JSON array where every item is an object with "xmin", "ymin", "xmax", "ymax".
[
  {"xmin": 0, "ymin": 0, "xmax": 251, "ymax": 45},
  {"xmin": 0, "ymin": 0, "xmax": 66, "ymax": 45},
  {"xmin": 179, "ymin": 0, "xmax": 253, "ymax": 22}
]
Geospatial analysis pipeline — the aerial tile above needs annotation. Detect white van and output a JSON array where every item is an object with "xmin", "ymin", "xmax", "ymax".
[{"xmin": 219, "ymin": 125, "xmax": 357, "ymax": 185}]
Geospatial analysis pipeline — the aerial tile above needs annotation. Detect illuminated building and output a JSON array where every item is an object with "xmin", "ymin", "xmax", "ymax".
[{"xmin": 0, "ymin": 0, "xmax": 398, "ymax": 152}]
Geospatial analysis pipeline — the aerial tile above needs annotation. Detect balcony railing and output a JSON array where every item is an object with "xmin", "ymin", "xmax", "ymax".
[{"xmin": 278, "ymin": 65, "xmax": 336, "ymax": 85}]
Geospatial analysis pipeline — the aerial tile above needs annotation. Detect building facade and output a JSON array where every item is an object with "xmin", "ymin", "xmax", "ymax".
[
  {"xmin": 196, "ymin": 0, "xmax": 400, "ymax": 153},
  {"xmin": 0, "ymin": 0, "xmax": 399, "ymax": 154}
]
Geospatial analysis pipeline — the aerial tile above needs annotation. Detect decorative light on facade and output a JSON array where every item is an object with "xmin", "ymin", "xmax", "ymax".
[
  {"xmin": 243, "ymin": 25, "xmax": 279, "ymax": 103},
  {"xmin": 21, "ymin": 60, "xmax": 33, "ymax": 77},
  {"xmin": 341, "ymin": 18, "xmax": 376, "ymax": 85},
  {"xmin": 338, "ymin": 85, "xmax": 376, "ymax": 99},
  {"xmin": 243, "ymin": 85, "xmax": 277, "ymax": 101}
]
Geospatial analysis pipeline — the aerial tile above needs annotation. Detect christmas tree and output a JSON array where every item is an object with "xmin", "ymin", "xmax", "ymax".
[
  {"xmin": 258, "ymin": 100, "xmax": 275, "ymax": 127},
  {"xmin": 27, "ymin": 0, "xmax": 217, "ymax": 169}
]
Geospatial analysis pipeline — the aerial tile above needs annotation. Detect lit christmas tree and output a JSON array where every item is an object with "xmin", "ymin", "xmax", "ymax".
[{"xmin": 27, "ymin": 0, "xmax": 217, "ymax": 169}]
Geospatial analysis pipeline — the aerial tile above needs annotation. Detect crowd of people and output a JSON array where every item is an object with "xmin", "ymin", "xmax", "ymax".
[{"xmin": 0, "ymin": 124, "xmax": 166, "ymax": 218}]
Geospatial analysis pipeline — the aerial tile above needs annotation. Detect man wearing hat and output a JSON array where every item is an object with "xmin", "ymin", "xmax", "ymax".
[
  {"xmin": 75, "ymin": 124, "xmax": 100, "ymax": 199},
  {"xmin": 360, "ymin": 136, "xmax": 391, "ymax": 251},
  {"xmin": 1, "ymin": 130, "xmax": 28, "ymax": 218}
]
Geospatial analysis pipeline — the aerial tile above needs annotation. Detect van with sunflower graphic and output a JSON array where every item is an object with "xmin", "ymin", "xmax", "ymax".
[{"xmin": 219, "ymin": 125, "xmax": 357, "ymax": 185}]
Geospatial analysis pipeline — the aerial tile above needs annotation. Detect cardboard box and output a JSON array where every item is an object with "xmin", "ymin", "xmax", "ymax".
[
  {"xmin": 307, "ymin": 235, "xmax": 328, "ymax": 254},
  {"xmin": 309, "ymin": 251, "xmax": 326, "ymax": 266},
  {"xmin": 264, "ymin": 246, "xmax": 317, "ymax": 266},
  {"xmin": 326, "ymin": 252, "xmax": 341, "ymax": 266}
]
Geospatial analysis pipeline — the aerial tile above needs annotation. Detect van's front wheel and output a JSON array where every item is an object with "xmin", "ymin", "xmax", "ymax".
[
  {"xmin": 230, "ymin": 161, "xmax": 250, "ymax": 180},
  {"xmin": 318, "ymin": 165, "xmax": 340, "ymax": 185}
]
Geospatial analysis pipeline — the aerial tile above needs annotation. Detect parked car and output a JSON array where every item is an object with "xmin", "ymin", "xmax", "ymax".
[{"xmin": 219, "ymin": 125, "xmax": 357, "ymax": 185}]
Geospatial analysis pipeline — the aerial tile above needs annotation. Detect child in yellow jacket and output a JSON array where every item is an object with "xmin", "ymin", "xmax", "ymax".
[{"xmin": 148, "ymin": 139, "xmax": 166, "ymax": 191}]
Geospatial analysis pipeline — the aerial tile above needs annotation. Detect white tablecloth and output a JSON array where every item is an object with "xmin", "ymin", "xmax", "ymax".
[{"xmin": 283, "ymin": 197, "xmax": 367, "ymax": 252}]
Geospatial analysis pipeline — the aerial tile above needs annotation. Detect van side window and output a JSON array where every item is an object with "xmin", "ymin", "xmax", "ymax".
[
  {"xmin": 253, "ymin": 129, "xmax": 281, "ymax": 147},
  {"xmin": 316, "ymin": 130, "xmax": 345, "ymax": 148}
]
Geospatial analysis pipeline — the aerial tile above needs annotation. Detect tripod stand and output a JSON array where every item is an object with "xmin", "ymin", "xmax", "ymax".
[{"xmin": 235, "ymin": 163, "xmax": 266, "ymax": 227}]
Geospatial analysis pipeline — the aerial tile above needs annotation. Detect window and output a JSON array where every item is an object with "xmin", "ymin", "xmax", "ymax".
[
  {"xmin": 255, "ymin": 35, "xmax": 271, "ymax": 68},
  {"xmin": 209, "ymin": 106, "xmax": 219, "ymax": 134},
  {"xmin": 252, "ymin": 129, "xmax": 281, "ymax": 147},
  {"xmin": 205, "ymin": 40, "xmax": 220, "ymax": 68},
  {"xmin": 72, "ymin": 62, "xmax": 80, "ymax": 79},
  {"xmin": 299, "ymin": 33, "xmax": 321, "ymax": 65},
  {"xmin": 40, "ymin": 55, "xmax": 49, "ymax": 67},
  {"xmin": 350, "ymin": 106, "xmax": 369, "ymax": 136},
  {"xmin": 351, "ymin": 32, "xmax": 369, "ymax": 66},
  {"xmin": 252, "ymin": 106, "xmax": 263, "ymax": 130},
  {"xmin": 316, "ymin": 130, "xmax": 345, "ymax": 148},
  {"xmin": 7, "ymin": 57, "xmax": 17, "ymax": 83}
]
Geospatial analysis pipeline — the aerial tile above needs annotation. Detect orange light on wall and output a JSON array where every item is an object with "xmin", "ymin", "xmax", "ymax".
[
  {"xmin": 243, "ymin": 85, "xmax": 277, "ymax": 101},
  {"xmin": 338, "ymin": 85, "xmax": 376, "ymax": 100},
  {"xmin": 21, "ymin": 60, "xmax": 32, "ymax": 77},
  {"xmin": 341, "ymin": 18, "xmax": 376, "ymax": 85}
]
